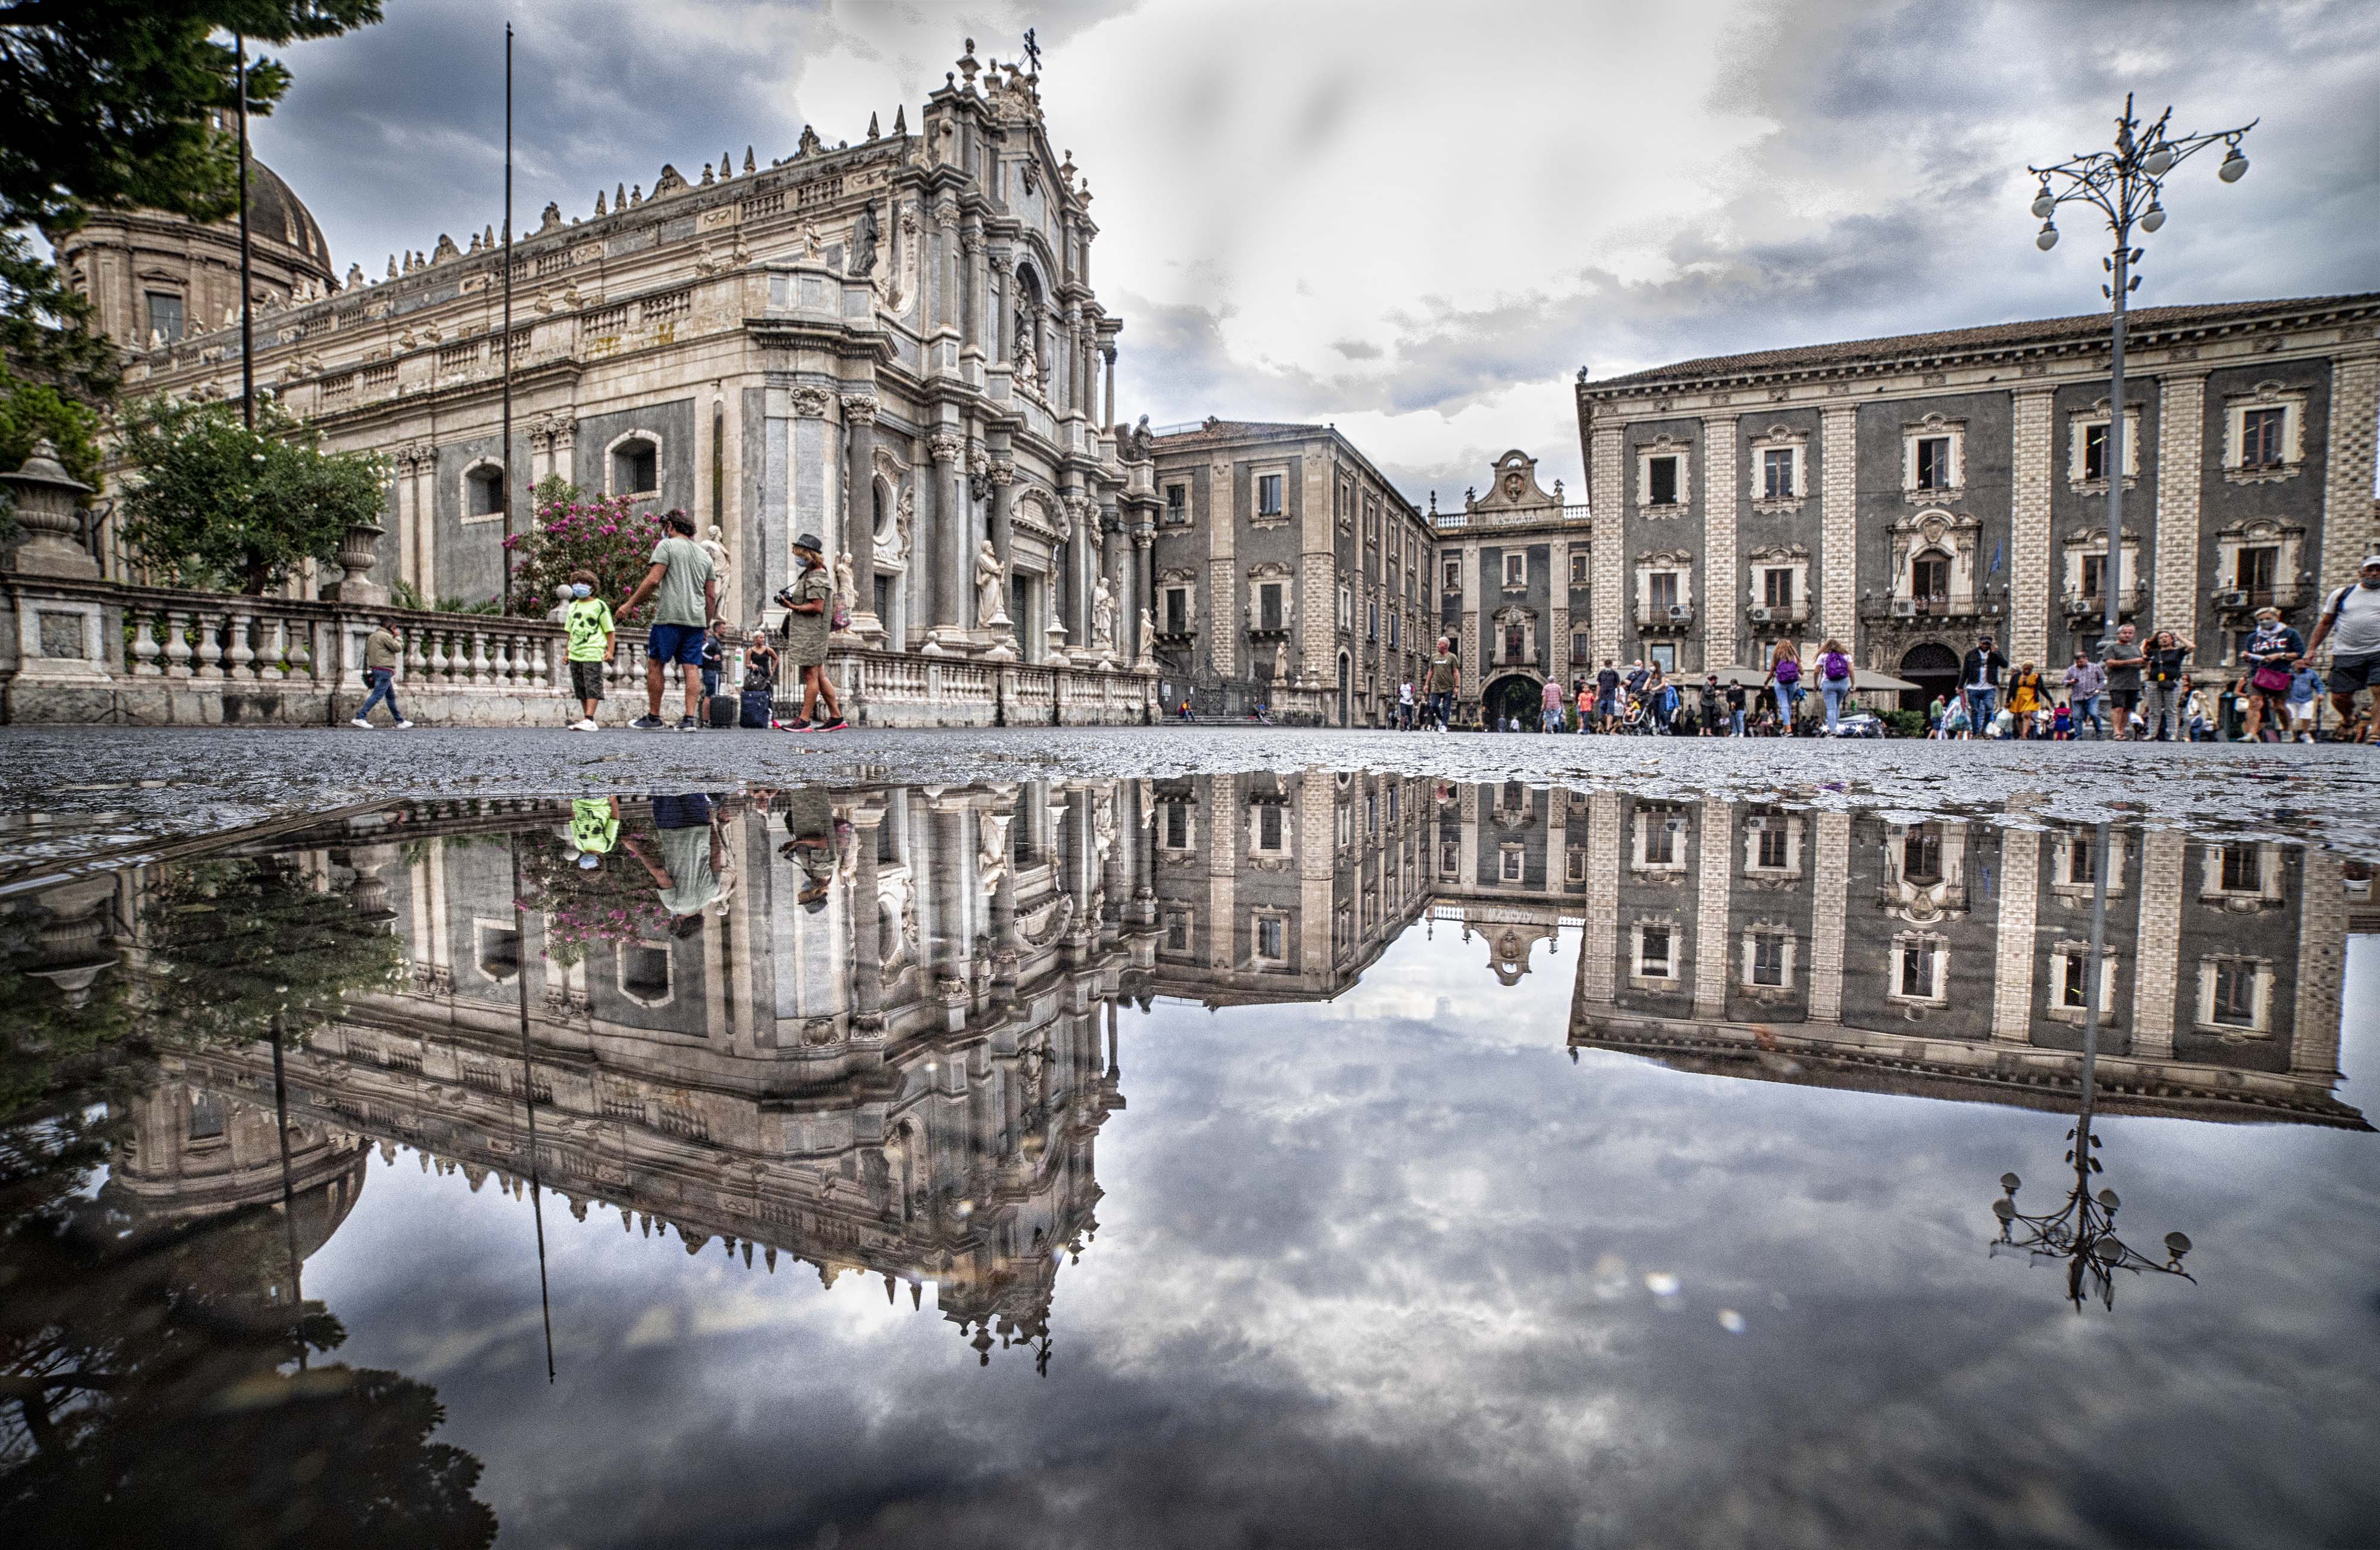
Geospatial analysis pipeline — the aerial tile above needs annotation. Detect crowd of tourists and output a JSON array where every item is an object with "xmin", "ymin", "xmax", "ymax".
[{"xmin": 1370, "ymin": 557, "xmax": 2380, "ymax": 742}]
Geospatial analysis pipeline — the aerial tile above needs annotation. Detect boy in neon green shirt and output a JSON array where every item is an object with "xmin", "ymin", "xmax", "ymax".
[
  {"xmin": 568, "ymin": 797, "xmax": 620, "ymax": 865},
  {"xmin": 562, "ymin": 568, "xmax": 615, "ymax": 730}
]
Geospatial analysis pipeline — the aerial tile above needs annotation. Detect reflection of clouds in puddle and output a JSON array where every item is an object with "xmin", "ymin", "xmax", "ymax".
[
  {"xmin": 622, "ymin": 1304, "xmax": 678, "ymax": 1349},
  {"xmin": 1717, "ymin": 1309, "xmax": 1747, "ymax": 1334},
  {"xmin": 1644, "ymin": 1272, "xmax": 1681, "ymax": 1298}
]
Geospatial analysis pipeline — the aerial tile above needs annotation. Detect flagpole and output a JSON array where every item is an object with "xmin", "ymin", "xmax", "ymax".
[
  {"xmin": 501, "ymin": 21, "xmax": 515, "ymax": 614},
  {"xmin": 235, "ymin": 33, "xmax": 256, "ymax": 432}
]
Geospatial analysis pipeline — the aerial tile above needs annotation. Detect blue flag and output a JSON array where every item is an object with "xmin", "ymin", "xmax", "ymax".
[{"xmin": 1989, "ymin": 541, "xmax": 2004, "ymax": 577}]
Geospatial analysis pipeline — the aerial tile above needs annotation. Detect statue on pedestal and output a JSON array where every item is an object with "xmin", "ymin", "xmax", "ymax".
[
  {"xmin": 975, "ymin": 540, "xmax": 1007, "ymax": 626},
  {"xmin": 833, "ymin": 552, "xmax": 859, "ymax": 628},
  {"xmin": 1091, "ymin": 577, "xmax": 1116, "ymax": 652}
]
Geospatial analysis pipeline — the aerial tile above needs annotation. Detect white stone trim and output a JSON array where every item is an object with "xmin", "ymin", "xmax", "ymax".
[
  {"xmin": 2066, "ymin": 400, "xmax": 2142, "ymax": 491},
  {"xmin": 2046, "ymin": 939, "xmax": 2119, "ymax": 1023},
  {"xmin": 458, "ymin": 455, "xmax": 506, "ymax": 525},
  {"xmin": 1887, "ymin": 930, "xmax": 1950, "ymax": 1006},
  {"xmin": 1902, "ymin": 412, "xmax": 1967, "ymax": 503},
  {"xmin": 603, "ymin": 427, "xmax": 665, "ymax": 499},
  {"xmin": 1742, "ymin": 810, "xmax": 1803, "ymax": 879},
  {"xmin": 2194, "ymin": 954, "xmax": 2275, "ymax": 1036},
  {"xmin": 1251, "ymin": 462, "xmax": 1291, "ymax": 527},
  {"xmin": 1749, "ymin": 424, "xmax": 1809, "ymax": 513},
  {"xmin": 615, "ymin": 939, "xmax": 675, "ymax": 1007},
  {"xmin": 1629, "ymin": 915, "xmax": 1681, "ymax": 985},
  {"xmin": 1740, "ymin": 923, "xmax": 1799, "ymax": 992},
  {"xmin": 2219, "ymin": 381, "xmax": 2309, "ymax": 484}
]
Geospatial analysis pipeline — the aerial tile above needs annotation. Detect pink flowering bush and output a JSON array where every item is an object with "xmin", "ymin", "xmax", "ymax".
[
  {"xmin": 513, "ymin": 824, "xmax": 666, "ymax": 966},
  {"xmin": 501, "ymin": 477, "xmax": 673, "ymax": 618}
]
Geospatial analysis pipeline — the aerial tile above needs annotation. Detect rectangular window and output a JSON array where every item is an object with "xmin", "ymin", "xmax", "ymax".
[
  {"xmin": 1566, "ymin": 847, "xmax": 1588, "ymax": 882},
  {"xmin": 1904, "ymin": 827, "xmax": 1943, "ymax": 885},
  {"xmin": 2236, "ymin": 545, "xmax": 2278, "ymax": 594},
  {"xmin": 1900, "ymin": 941, "xmax": 1936, "ymax": 998},
  {"xmin": 1164, "ymin": 802, "xmax": 1189, "ymax": 849},
  {"xmin": 1752, "ymin": 932, "xmax": 1787, "ymax": 987},
  {"xmin": 187, "ymin": 1092, "xmax": 226, "ymax": 1140},
  {"xmin": 1639, "ymin": 926, "xmax": 1672, "ymax": 978},
  {"xmin": 1758, "ymin": 826, "xmax": 1790, "ymax": 870},
  {"xmin": 2061, "ymin": 953, "xmax": 2092, "ymax": 1009},
  {"xmin": 1570, "ymin": 552, "xmax": 1590, "ymax": 587},
  {"xmin": 1762, "ymin": 447, "xmax": 1794, "ymax": 500},
  {"xmin": 2083, "ymin": 424, "xmax": 2108, "ymax": 482},
  {"xmin": 1500, "ymin": 848, "xmax": 1524, "ymax": 881},
  {"xmin": 1444, "ymin": 559, "xmax": 1461, "ymax": 592},
  {"xmin": 2067, "ymin": 838, "xmax": 2096, "ymax": 886},
  {"xmin": 2211, "ymin": 960, "xmax": 2256, "ymax": 1025},
  {"xmin": 1644, "ymin": 816, "xmax": 1677, "ymax": 867},
  {"xmin": 1647, "ymin": 455, "xmax": 1679, "ymax": 506},
  {"xmin": 2219, "ymin": 844, "xmax": 2260, "ymax": 893},
  {"xmin": 1504, "ymin": 553, "xmax": 1526, "ymax": 587},
  {"xmin": 1258, "ymin": 583, "xmax": 1284, "ymax": 633},
  {"xmin": 1764, "ymin": 568, "xmax": 1795, "ymax": 608},
  {"xmin": 1257, "ymin": 473, "xmax": 1284, "ymax": 516},
  {"xmin": 1572, "ymin": 630, "xmax": 1590, "ymax": 663},
  {"xmin": 1912, "ymin": 556, "xmax": 1949, "ymax": 602},
  {"xmin": 2241, "ymin": 407, "xmax": 2285, "ymax": 468},
  {"xmin": 1164, "ymin": 483, "xmax": 1187, "ymax": 523},
  {"xmin": 1915, "ymin": 436, "xmax": 1952, "ymax": 490},
  {"xmin": 144, "ymin": 291, "xmax": 186, "ymax": 344},
  {"xmin": 1163, "ymin": 910, "xmax": 1190, "ymax": 953},
  {"xmin": 1256, "ymin": 915, "xmax": 1285, "ymax": 963},
  {"xmin": 1164, "ymin": 588, "xmax": 1188, "ymax": 635},
  {"xmin": 1388, "ymin": 613, "xmax": 1398, "ymax": 648},
  {"xmin": 1649, "ymin": 572, "xmax": 1680, "ymax": 611},
  {"xmin": 2080, "ymin": 553, "xmax": 2105, "ymax": 600},
  {"xmin": 1258, "ymin": 804, "xmax": 1283, "ymax": 851},
  {"xmin": 1648, "ymin": 642, "xmax": 1676, "ymax": 674},
  {"xmin": 1338, "ymin": 585, "xmax": 1351, "ymax": 631},
  {"xmin": 1441, "ymin": 841, "xmax": 1460, "ymax": 874}
]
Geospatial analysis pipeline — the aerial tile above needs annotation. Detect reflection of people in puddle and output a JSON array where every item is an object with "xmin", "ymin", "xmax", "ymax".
[
  {"xmin": 778, "ymin": 788, "xmax": 846, "ymax": 914},
  {"xmin": 567, "ymin": 796, "xmax": 621, "ymax": 869},
  {"xmin": 623, "ymin": 794, "xmax": 731, "ymax": 935}
]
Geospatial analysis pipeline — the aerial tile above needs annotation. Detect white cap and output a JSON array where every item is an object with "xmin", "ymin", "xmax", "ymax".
[{"xmin": 2362, "ymin": 554, "xmax": 2380, "ymax": 568}]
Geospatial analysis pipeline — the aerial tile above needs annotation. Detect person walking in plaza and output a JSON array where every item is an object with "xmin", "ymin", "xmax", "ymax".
[
  {"xmin": 740, "ymin": 633, "xmax": 780, "ymax": 728},
  {"xmin": 2299, "ymin": 555, "xmax": 2380, "ymax": 742},
  {"xmin": 1428, "ymin": 638, "xmax": 1459, "ymax": 732},
  {"xmin": 351, "ymin": 617, "xmax": 413, "ymax": 729},
  {"xmin": 1398, "ymin": 677, "xmax": 1415, "ymax": 730},
  {"xmin": 1764, "ymin": 638, "xmax": 1802, "ymax": 732},
  {"xmin": 2239, "ymin": 606, "xmax": 2305, "ymax": 742},
  {"xmin": 561, "ymin": 569, "xmax": 615, "ymax": 731},
  {"xmin": 778, "ymin": 532, "xmax": 848, "ymax": 732},
  {"xmin": 2182, "ymin": 678, "xmax": 2214, "ymax": 740},
  {"xmin": 1596, "ymin": 659, "xmax": 1621, "ymax": 730},
  {"xmin": 2007, "ymin": 660, "xmax": 2043, "ymax": 740},
  {"xmin": 698, "ymin": 625, "xmax": 725, "ymax": 704},
  {"xmin": 2287, "ymin": 661, "xmax": 2324, "ymax": 742},
  {"xmin": 617, "ymin": 510, "xmax": 719, "ymax": 732},
  {"xmin": 1815, "ymin": 638, "xmax": 1853, "ymax": 735},
  {"xmin": 1726, "ymin": 677, "xmax": 1747, "ymax": 737},
  {"xmin": 1540, "ymin": 676, "xmax": 1565, "ymax": 734},
  {"xmin": 1575, "ymin": 679, "xmax": 1594, "ymax": 734},
  {"xmin": 2139, "ymin": 628, "xmax": 2191, "ymax": 742},
  {"xmin": 1960, "ymin": 633, "xmax": 2007, "ymax": 737},
  {"xmin": 2100, "ymin": 623, "xmax": 2146, "ymax": 740},
  {"xmin": 2061, "ymin": 649, "xmax": 2106, "ymax": 740}
]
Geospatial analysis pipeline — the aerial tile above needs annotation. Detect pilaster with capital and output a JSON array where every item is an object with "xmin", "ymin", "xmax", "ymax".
[
  {"xmin": 839, "ymin": 393, "xmax": 879, "ymax": 602},
  {"xmin": 1590, "ymin": 421, "xmax": 1625, "ymax": 664},
  {"xmin": 1702, "ymin": 413, "xmax": 1740, "ymax": 668},
  {"xmin": 926, "ymin": 432, "xmax": 967, "ymax": 639},
  {"xmin": 2010, "ymin": 388, "xmax": 2055, "ymax": 666},
  {"xmin": 1807, "ymin": 811, "xmax": 1851, "ymax": 1025},
  {"xmin": 2317, "ymin": 351, "xmax": 2380, "ymax": 617},
  {"xmin": 1819, "ymin": 405, "xmax": 1858, "ymax": 653}
]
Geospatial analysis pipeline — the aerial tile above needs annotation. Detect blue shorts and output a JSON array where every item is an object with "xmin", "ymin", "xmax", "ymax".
[{"xmin": 649, "ymin": 622, "xmax": 706, "ymax": 665}]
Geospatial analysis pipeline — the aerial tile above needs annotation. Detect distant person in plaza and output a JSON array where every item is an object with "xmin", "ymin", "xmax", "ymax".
[
  {"xmin": 562, "ymin": 569, "xmax": 614, "ymax": 732},
  {"xmin": 1398, "ymin": 676, "xmax": 1415, "ymax": 730},
  {"xmin": 624, "ymin": 792, "xmax": 728, "ymax": 936},
  {"xmin": 2300, "ymin": 555, "xmax": 2380, "ymax": 742},
  {"xmin": 2006, "ymin": 659, "xmax": 2043, "ymax": 739},
  {"xmin": 1540, "ymin": 676, "xmax": 1564, "ymax": 733},
  {"xmin": 2100, "ymin": 623, "xmax": 2146, "ymax": 739},
  {"xmin": 777, "ymin": 532, "xmax": 848, "ymax": 732},
  {"xmin": 741, "ymin": 633, "xmax": 780, "ymax": 728},
  {"xmin": 567, "ymin": 796, "xmax": 620, "ymax": 867},
  {"xmin": 1428, "ymin": 637, "xmax": 1459, "ymax": 732},
  {"xmin": 2063, "ymin": 649, "xmax": 2105, "ymax": 739},
  {"xmin": 2240, "ymin": 605, "xmax": 2306, "ymax": 742},
  {"xmin": 2140, "ymin": 628, "xmax": 2191, "ymax": 742},
  {"xmin": 1725, "ymin": 676, "xmax": 1747, "ymax": 737},
  {"xmin": 779, "ymin": 787, "xmax": 841, "ymax": 913},
  {"xmin": 1816, "ymin": 638, "xmax": 1853, "ymax": 735},
  {"xmin": 617, "ymin": 509, "xmax": 719, "ymax": 732},
  {"xmin": 1960, "ymin": 633, "xmax": 2007, "ymax": 737},
  {"xmin": 1762, "ymin": 639, "xmax": 1800, "ymax": 730},
  {"xmin": 351, "ymin": 616, "xmax": 413, "ymax": 729},
  {"xmin": 1596, "ymin": 659, "xmax": 1621, "ymax": 729}
]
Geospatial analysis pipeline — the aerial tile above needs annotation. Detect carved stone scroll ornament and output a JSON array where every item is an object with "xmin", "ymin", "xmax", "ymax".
[{"xmin": 790, "ymin": 385, "xmax": 833, "ymax": 419}]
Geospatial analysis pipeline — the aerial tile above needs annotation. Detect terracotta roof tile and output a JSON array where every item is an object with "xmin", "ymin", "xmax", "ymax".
[
  {"xmin": 1583, "ymin": 292, "xmax": 2380, "ymax": 391},
  {"xmin": 1149, "ymin": 418, "xmax": 1327, "ymax": 447}
]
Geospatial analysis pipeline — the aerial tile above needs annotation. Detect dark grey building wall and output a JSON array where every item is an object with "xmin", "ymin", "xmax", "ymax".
[
  {"xmin": 2192, "ymin": 360, "xmax": 2334, "ymax": 665},
  {"xmin": 2046, "ymin": 378, "xmax": 2161, "ymax": 667},
  {"xmin": 1854, "ymin": 391, "xmax": 2014, "ymax": 677},
  {"xmin": 1620, "ymin": 417, "xmax": 1705, "ymax": 670}
]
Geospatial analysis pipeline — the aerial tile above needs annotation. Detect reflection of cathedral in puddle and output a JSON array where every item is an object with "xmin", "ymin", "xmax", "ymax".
[{"xmin": 60, "ymin": 777, "xmax": 2366, "ymax": 1376}]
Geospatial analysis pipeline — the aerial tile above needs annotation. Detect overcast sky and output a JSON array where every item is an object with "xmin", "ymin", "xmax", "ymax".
[{"xmin": 258, "ymin": 0, "xmax": 2380, "ymax": 506}]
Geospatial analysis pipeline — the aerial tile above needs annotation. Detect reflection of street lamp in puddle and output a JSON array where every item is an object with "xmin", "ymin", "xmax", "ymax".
[{"xmin": 1988, "ymin": 821, "xmax": 2197, "ymax": 1311}]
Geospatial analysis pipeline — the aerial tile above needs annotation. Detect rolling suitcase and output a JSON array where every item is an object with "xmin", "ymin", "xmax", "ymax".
[{"xmin": 708, "ymin": 692, "xmax": 738, "ymax": 729}]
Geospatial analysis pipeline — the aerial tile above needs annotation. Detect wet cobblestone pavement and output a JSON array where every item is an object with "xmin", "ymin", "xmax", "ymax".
[{"xmin": 2, "ymin": 725, "xmax": 2376, "ymax": 879}]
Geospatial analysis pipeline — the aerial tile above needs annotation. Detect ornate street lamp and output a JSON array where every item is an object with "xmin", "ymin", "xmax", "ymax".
[
  {"xmin": 1988, "ymin": 821, "xmax": 2198, "ymax": 1310},
  {"xmin": 2027, "ymin": 97, "xmax": 2255, "ymax": 645}
]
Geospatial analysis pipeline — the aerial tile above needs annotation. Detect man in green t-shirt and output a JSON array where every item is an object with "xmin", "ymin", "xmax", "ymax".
[
  {"xmin": 562, "ymin": 568, "xmax": 615, "ymax": 730},
  {"xmin": 616, "ymin": 510, "xmax": 718, "ymax": 732},
  {"xmin": 567, "ymin": 797, "xmax": 619, "ymax": 866},
  {"xmin": 1426, "ymin": 637, "xmax": 1459, "ymax": 732}
]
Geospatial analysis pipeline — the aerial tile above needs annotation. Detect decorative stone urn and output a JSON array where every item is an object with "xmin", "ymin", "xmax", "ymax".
[
  {"xmin": 326, "ymin": 519, "xmax": 388, "ymax": 605},
  {"xmin": 0, "ymin": 439, "xmax": 98, "ymax": 578}
]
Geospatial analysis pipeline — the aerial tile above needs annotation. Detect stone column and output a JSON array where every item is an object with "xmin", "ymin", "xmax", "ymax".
[
  {"xmin": 2151, "ymin": 371, "xmax": 2208, "ymax": 643},
  {"xmin": 930, "ymin": 799, "xmax": 974, "ymax": 995},
  {"xmin": 1457, "ymin": 783, "xmax": 1480, "ymax": 892},
  {"xmin": 1990, "ymin": 821, "xmax": 2042, "ymax": 1045},
  {"xmin": 1207, "ymin": 455, "xmax": 1235, "ymax": 680},
  {"xmin": 840, "ymin": 393, "xmax": 878, "ymax": 627},
  {"xmin": 1205, "ymin": 774, "xmax": 1237, "ymax": 973},
  {"xmin": 2129, "ymin": 829, "xmax": 2186, "ymax": 1060},
  {"xmin": 1703, "ymin": 414, "xmax": 1739, "ymax": 670},
  {"xmin": 1808, "ymin": 811, "xmax": 1850, "ymax": 1024},
  {"xmin": 1550, "ymin": 538, "xmax": 1572, "ymax": 687},
  {"xmin": 1694, "ymin": 796, "xmax": 1733, "ymax": 1019},
  {"xmin": 2317, "ymin": 350, "xmax": 2380, "ymax": 615},
  {"xmin": 1101, "ymin": 343, "xmax": 1117, "ymax": 432},
  {"xmin": 848, "ymin": 804, "xmax": 885, "ymax": 1029},
  {"xmin": 987, "ymin": 453, "xmax": 1017, "ymax": 629},
  {"xmin": 927, "ymin": 431, "xmax": 965, "ymax": 643},
  {"xmin": 1590, "ymin": 418, "xmax": 1626, "ymax": 664},
  {"xmin": 960, "ymin": 219, "xmax": 984, "ymax": 366},
  {"xmin": 1101, "ymin": 500, "xmax": 1125, "ymax": 661},
  {"xmin": 987, "ymin": 251, "xmax": 1010, "ymax": 368},
  {"xmin": 2291, "ymin": 849, "xmax": 2348, "ymax": 1080},
  {"xmin": 2010, "ymin": 388, "xmax": 2056, "ymax": 667},
  {"xmin": 1819, "ymin": 405, "xmax": 1858, "ymax": 652}
]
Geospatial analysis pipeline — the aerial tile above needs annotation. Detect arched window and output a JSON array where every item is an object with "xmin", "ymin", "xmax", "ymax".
[
  {"xmin": 872, "ymin": 477, "xmax": 892, "ymax": 540},
  {"xmin": 1911, "ymin": 549, "xmax": 1950, "ymax": 602},
  {"xmin": 610, "ymin": 435, "xmax": 659, "ymax": 497}
]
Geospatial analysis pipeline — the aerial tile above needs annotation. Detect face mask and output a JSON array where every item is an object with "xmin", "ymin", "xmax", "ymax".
[{"xmin": 571, "ymin": 584, "xmax": 592, "ymax": 598}]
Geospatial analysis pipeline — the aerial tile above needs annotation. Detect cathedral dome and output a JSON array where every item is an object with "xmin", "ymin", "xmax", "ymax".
[{"xmin": 242, "ymin": 157, "xmax": 335, "ymax": 279}]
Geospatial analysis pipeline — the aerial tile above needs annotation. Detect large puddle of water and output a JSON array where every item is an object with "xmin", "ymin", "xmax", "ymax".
[{"xmin": 3, "ymin": 776, "xmax": 2373, "ymax": 1548}]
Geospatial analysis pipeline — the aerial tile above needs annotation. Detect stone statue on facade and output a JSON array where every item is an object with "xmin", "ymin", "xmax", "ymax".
[
  {"xmin": 974, "ymin": 540, "xmax": 1007, "ymax": 626},
  {"xmin": 700, "ymin": 523, "xmax": 731, "ymax": 579},
  {"xmin": 833, "ymin": 551, "xmax": 858, "ymax": 623},
  {"xmin": 1126, "ymin": 413, "xmax": 1153, "ymax": 460},
  {"xmin": 1092, "ymin": 577, "xmax": 1116, "ymax": 653},
  {"xmin": 1272, "ymin": 637, "xmax": 1288, "ymax": 685},
  {"xmin": 849, "ymin": 203, "xmax": 880, "ymax": 278}
]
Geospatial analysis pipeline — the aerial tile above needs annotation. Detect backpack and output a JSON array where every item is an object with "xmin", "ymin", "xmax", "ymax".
[
  {"xmin": 1821, "ymin": 651, "xmax": 1849, "ymax": 681},
  {"xmin": 1774, "ymin": 657, "xmax": 1799, "ymax": 686}
]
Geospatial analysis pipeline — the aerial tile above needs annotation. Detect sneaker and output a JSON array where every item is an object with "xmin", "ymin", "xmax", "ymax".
[
  {"xmin": 678, "ymin": 715, "xmax": 702, "ymax": 733},
  {"xmin": 350, "ymin": 717, "xmax": 373, "ymax": 729},
  {"xmin": 781, "ymin": 718, "xmax": 812, "ymax": 732},
  {"xmin": 393, "ymin": 720, "xmax": 415, "ymax": 729},
  {"xmin": 818, "ymin": 717, "xmax": 849, "ymax": 732},
  {"xmin": 630, "ymin": 715, "xmax": 666, "ymax": 731},
  {"xmin": 571, "ymin": 718, "xmax": 600, "ymax": 732}
]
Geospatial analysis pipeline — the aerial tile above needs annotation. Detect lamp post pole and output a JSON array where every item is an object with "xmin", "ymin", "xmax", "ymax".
[{"xmin": 2029, "ymin": 96, "xmax": 2254, "ymax": 648}]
